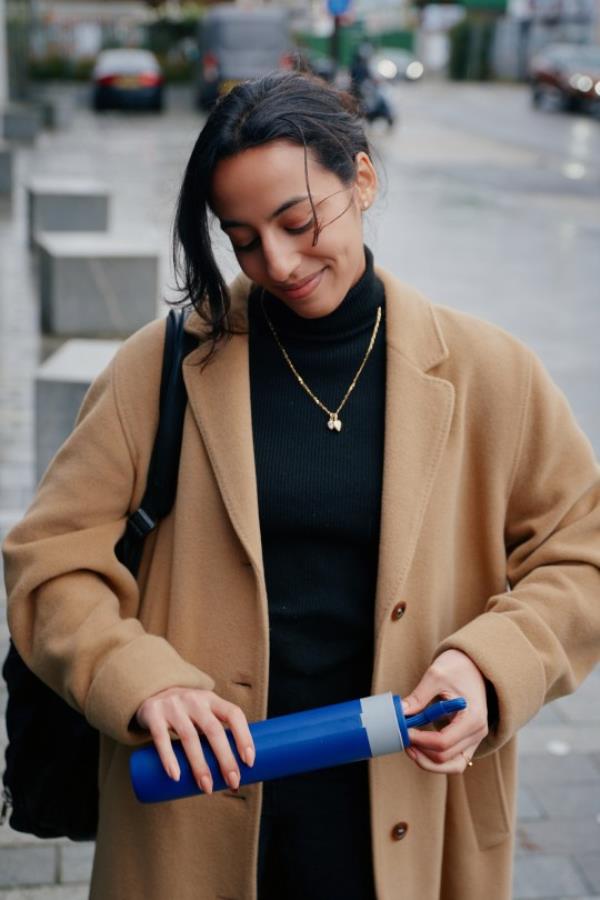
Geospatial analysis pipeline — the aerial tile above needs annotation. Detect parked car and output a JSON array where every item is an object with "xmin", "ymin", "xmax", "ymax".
[
  {"xmin": 92, "ymin": 49, "xmax": 164, "ymax": 113},
  {"xmin": 197, "ymin": 5, "xmax": 294, "ymax": 110},
  {"xmin": 530, "ymin": 43, "xmax": 600, "ymax": 113},
  {"xmin": 369, "ymin": 49, "xmax": 424, "ymax": 83}
]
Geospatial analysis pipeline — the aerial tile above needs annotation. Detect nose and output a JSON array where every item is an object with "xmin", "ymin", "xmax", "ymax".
[{"xmin": 261, "ymin": 232, "xmax": 302, "ymax": 285}]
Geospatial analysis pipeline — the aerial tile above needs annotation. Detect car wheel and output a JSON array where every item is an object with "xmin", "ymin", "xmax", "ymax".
[
  {"xmin": 92, "ymin": 91, "xmax": 105, "ymax": 112},
  {"xmin": 531, "ymin": 84, "xmax": 543, "ymax": 108},
  {"xmin": 533, "ymin": 83, "xmax": 570, "ymax": 113}
]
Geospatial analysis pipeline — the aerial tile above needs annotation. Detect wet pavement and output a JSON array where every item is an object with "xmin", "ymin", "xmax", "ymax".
[{"xmin": 0, "ymin": 80, "xmax": 599, "ymax": 898}]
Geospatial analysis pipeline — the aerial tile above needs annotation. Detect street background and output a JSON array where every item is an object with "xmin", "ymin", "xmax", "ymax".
[{"xmin": 0, "ymin": 76, "xmax": 599, "ymax": 898}]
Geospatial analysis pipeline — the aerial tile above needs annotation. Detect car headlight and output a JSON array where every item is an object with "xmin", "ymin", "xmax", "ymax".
[
  {"xmin": 377, "ymin": 59, "xmax": 398, "ymax": 80},
  {"xmin": 406, "ymin": 61, "xmax": 424, "ymax": 80},
  {"xmin": 595, "ymin": 81, "xmax": 600, "ymax": 97},
  {"xmin": 569, "ymin": 73, "xmax": 593, "ymax": 92}
]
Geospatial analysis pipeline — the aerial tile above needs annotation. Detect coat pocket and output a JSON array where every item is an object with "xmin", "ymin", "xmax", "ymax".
[{"xmin": 464, "ymin": 751, "xmax": 511, "ymax": 850}]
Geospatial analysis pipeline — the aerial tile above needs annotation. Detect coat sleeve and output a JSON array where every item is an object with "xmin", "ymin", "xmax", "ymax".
[
  {"xmin": 2, "ymin": 326, "xmax": 215, "ymax": 746},
  {"xmin": 435, "ymin": 349, "xmax": 600, "ymax": 756}
]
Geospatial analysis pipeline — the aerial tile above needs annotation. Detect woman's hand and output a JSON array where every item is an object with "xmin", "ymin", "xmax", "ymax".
[
  {"xmin": 402, "ymin": 649, "xmax": 489, "ymax": 774},
  {"xmin": 135, "ymin": 688, "xmax": 255, "ymax": 794}
]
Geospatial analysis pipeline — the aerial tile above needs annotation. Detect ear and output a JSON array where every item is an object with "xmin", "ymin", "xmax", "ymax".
[{"xmin": 354, "ymin": 152, "xmax": 378, "ymax": 210}]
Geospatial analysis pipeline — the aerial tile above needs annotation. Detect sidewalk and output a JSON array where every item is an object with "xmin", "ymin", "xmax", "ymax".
[{"xmin": 1, "ymin": 82, "xmax": 599, "ymax": 898}]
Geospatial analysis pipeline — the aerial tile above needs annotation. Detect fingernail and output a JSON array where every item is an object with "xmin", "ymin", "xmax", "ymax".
[
  {"xmin": 228, "ymin": 770, "xmax": 240, "ymax": 790},
  {"xmin": 170, "ymin": 764, "xmax": 181, "ymax": 782},
  {"xmin": 200, "ymin": 775, "xmax": 212, "ymax": 795},
  {"xmin": 244, "ymin": 746, "xmax": 255, "ymax": 767}
]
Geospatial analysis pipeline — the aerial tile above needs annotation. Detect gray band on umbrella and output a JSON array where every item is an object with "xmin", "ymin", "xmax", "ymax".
[{"xmin": 360, "ymin": 692, "xmax": 404, "ymax": 757}]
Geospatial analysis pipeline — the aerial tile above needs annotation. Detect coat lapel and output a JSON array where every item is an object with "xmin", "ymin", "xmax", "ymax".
[
  {"xmin": 180, "ymin": 269, "xmax": 455, "ymax": 626},
  {"xmin": 374, "ymin": 268, "xmax": 455, "ymax": 636},
  {"xmin": 182, "ymin": 275, "xmax": 264, "ymax": 580}
]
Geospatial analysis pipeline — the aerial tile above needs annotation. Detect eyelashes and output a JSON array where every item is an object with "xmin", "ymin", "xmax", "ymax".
[{"xmin": 233, "ymin": 219, "xmax": 315, "ymax": 253}]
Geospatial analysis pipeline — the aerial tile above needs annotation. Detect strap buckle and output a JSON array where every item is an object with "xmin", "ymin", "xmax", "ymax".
[{"xmin": 129, "ymin": 508, "xmax": 156, "ymax": 539}]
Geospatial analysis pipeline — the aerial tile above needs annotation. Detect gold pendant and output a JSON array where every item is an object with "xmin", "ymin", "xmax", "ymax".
[{"xmin": 327, "ymin": 415, "xmax": 342, "ymax": 432}]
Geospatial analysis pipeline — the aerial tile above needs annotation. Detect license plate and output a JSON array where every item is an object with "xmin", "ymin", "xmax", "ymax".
[
  {"xmin": 115, "ymin": 76, "xmax": 141, "ymax": 89},
  {"xmin": 218, "ymin": 79, "xmax": 240, "ymax": 96}
]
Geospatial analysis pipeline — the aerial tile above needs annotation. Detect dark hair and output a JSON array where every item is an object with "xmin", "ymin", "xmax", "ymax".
[{"xmin": 172, "ymin": 69, "xmax": 372, "ymax": 348}]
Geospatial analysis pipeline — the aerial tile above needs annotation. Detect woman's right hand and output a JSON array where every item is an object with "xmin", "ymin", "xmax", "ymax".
[{"xmin": 135, "ymin": 687, "xmax": 255, "ymax": 794}]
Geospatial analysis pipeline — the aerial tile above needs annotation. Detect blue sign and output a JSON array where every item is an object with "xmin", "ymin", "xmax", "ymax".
[{"xmin": 328, "ymin": 0, "xmax": 351, "ymax": 15}]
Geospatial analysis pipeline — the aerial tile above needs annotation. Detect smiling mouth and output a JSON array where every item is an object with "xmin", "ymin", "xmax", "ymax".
[{"xmin": 280, "ymin": 269, "xmax": 324, "ymax": 291}]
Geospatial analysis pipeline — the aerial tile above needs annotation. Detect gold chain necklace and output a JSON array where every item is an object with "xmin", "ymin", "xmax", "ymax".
[{"xmin": 260, "ymin": 294, "xmax": 382, "ymax": 433}]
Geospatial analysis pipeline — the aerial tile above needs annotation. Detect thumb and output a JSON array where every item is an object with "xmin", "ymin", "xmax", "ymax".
[{"xmin": 402, "ymin": 668, "xmax": 440, "ymax": 716}]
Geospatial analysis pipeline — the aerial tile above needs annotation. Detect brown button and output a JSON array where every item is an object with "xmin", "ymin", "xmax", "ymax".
[
  {"xmin": 391, "ymin": 602, "xmax": 407, "ymax": 621},
  {"xmin": 391, "ymin": 821, "xmax": 409, "ymax": 841}
]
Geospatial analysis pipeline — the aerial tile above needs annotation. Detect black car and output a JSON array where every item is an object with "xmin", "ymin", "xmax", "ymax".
[{"xmin": 92, "ymin": 49, "xmax": 164, "ymax": 113}]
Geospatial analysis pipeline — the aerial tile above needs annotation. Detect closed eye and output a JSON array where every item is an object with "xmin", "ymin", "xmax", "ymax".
[{"xmin": 234, "ymin": 219, "xmax": 315, "ymax": 253}]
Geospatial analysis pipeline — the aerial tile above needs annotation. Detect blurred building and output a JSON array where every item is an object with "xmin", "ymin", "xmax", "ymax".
[{"xmin": 2, "ymin": 0, "xmax": 34, "ymax": 101}]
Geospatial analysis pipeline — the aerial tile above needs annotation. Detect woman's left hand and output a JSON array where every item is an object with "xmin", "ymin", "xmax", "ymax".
[{"xmin": 402, "ymin": 649, "xmax": 489, "ymax": 774}]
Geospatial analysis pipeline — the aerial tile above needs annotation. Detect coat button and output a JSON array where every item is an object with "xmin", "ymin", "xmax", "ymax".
[
  {"xmin": 391, "ymin": 822, "xmax": 409, "ymax": 841},
  {"xmin": 391, "ymin": 602, "xmax": 407, "ymax": 621}
]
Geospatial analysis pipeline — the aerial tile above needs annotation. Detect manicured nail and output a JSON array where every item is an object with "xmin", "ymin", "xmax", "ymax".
[
  {"xmin": 200, "ymin": 775, "xmax": 212, "ymax": 795},
  {"xmin": 228, "ymin": 770, "xmax": 240, "ymax": 790},
  {"xmin": 244, "ymin": 746, "xmax": 255, "ymax": 767},
  {"xmin": 169, "ymin": 764, "xmax": 181, "ymax": 782}
]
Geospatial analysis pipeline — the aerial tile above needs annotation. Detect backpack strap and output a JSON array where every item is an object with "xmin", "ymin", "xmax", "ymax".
[{"xmin": 115, "ymin": 309, "xmax": 197, "ymax": 577}]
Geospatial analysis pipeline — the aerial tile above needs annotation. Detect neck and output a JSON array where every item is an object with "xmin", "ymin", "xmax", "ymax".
[{"xmin": 255, "ymin": 246, "xmax": 381, "ymax": 343}]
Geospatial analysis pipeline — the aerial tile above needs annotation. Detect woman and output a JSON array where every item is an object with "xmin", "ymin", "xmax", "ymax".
[{"xmin": 4, "ymin": 71, "xmax": 600, "ymax": 900}]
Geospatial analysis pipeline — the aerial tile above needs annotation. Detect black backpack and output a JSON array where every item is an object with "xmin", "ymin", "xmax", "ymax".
[{"xmin": 1, "ymin": 310, "xmax": 197, "ymax": 840}]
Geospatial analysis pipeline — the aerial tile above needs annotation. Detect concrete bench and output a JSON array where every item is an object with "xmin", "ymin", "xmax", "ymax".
[
  {"xmin": 0, "ymin": 141, "xmax": 12, "ymax": 196},
  {"xmin": 37, "ymin": 232, "xmax": 160, "ymax": 337},
  {"xmin": 1, "ymin": 103, "xmax": 42, "ymax": 142},
  {"xmin": 27, "ymin": 178, "xmax": 110, "ymax": 247},
  {"xmin": 35, "ymin": 339, "xmax": 122, "ymax": 482}
]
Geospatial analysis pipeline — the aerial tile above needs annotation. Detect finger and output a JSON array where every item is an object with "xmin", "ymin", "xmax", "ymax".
[
  {"xmin": 168, "ymin": 707, "xmax": 215, "ymax": 794},
  {"xmin": 408, "ymin": 718, "xmax": 486, "ymax": 764},
  {"xmin": 407, "ymin": 710, "xmax": 481, "ymax": 751},
  {"xmin": 408, "ymin": 731, "xmax": 482, "ymax": 766},
  {"xmin": 194, "ymin": 712, "xmax": 242, "ymax": 790},
  {"xmin": 210, "ymin": 697, "xmax": 255, "ymax": 767},
  {"xmin": 147, "ymin": 719, "xmax": 183, "ymax": 782},
  {"xmin": 402, "ymin": 670, "xmax": 448, "ymax": 716},
  {"xmin": 406, "ymin": 744, "xmax": 476, "ymax": 774}
]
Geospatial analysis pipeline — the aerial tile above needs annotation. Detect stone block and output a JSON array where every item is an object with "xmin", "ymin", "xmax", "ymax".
[
  {"xmin": 0, "ymin": 888, "xmax": 89, "ymax": 900},
  {"xmin": 59, "ymin": 843, "xmax": 94, "ymax": 884},
  {"xmin": 0, "ymin": 141, "xmax": 13, "ymax": 196},
  {"xmin": 1, "ymin": 104, "xmax": 42, "ymax": 143},
  {"xmin": 35, "ymin": 339, "xmax": 121, "ymax": 481},
  {"xmin": 0, "ymin": 845, "xmax": 56, "ymax": 888},
  {"xmin": 27, "ymin": 179, "xmax": 110, "ymax": 247},
  {"xmin": 37, "ymin": 233, "xmax": 159, "ymax": 337}
]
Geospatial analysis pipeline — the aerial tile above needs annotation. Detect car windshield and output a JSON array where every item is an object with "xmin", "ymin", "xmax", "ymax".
[
  {"xmin": 548, "ymin": 44, "xmax": 600, "ymax": 68},
  {"xmin": 567, "ymin": 46, "xmax": 600, "ymax": 67}
]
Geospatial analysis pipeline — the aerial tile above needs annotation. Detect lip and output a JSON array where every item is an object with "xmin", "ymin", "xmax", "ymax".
[{"xmin": 278, "ymin": 268, "xmax": 325, "ymax": 300}]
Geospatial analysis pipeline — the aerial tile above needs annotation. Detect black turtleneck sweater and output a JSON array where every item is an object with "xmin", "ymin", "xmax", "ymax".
[{"xmin": 248, "ymin": 246, "xmax": 386, "ymax": 720}]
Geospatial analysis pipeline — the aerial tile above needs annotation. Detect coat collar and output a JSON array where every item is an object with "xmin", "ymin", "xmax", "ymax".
[
  {"xmin": 182, "ymin": 268, "xmax": 455, "ymax": 643},
  {"xmin": 183, "ymin": 265, "xmax": 449, "ymax": 373}
]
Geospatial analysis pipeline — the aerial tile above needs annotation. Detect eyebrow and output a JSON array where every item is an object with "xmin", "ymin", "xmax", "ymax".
[{"xmin": 219, "ymin": 195, "xmax": 308, "ymax": 230}]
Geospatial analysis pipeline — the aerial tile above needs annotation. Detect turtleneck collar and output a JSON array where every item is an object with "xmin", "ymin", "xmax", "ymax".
[{"xmin": 253, "ymin": 245, "xmax": 383, "ymax": 343}]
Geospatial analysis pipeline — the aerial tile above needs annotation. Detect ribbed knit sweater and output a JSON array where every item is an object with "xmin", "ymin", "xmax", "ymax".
[{"xmin": 248, "ymin": 246, "xmax": 386, "ymax": 721}]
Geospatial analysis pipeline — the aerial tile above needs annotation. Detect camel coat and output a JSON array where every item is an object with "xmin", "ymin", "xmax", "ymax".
[{"xmin": 4, "ymin": 266, "xmax": 600, "ymax": 900}]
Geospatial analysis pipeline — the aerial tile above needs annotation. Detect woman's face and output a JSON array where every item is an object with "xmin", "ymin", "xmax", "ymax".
[{"xmin": 210, "ymin": 140, "xmax": 377, "ymax": 319}]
